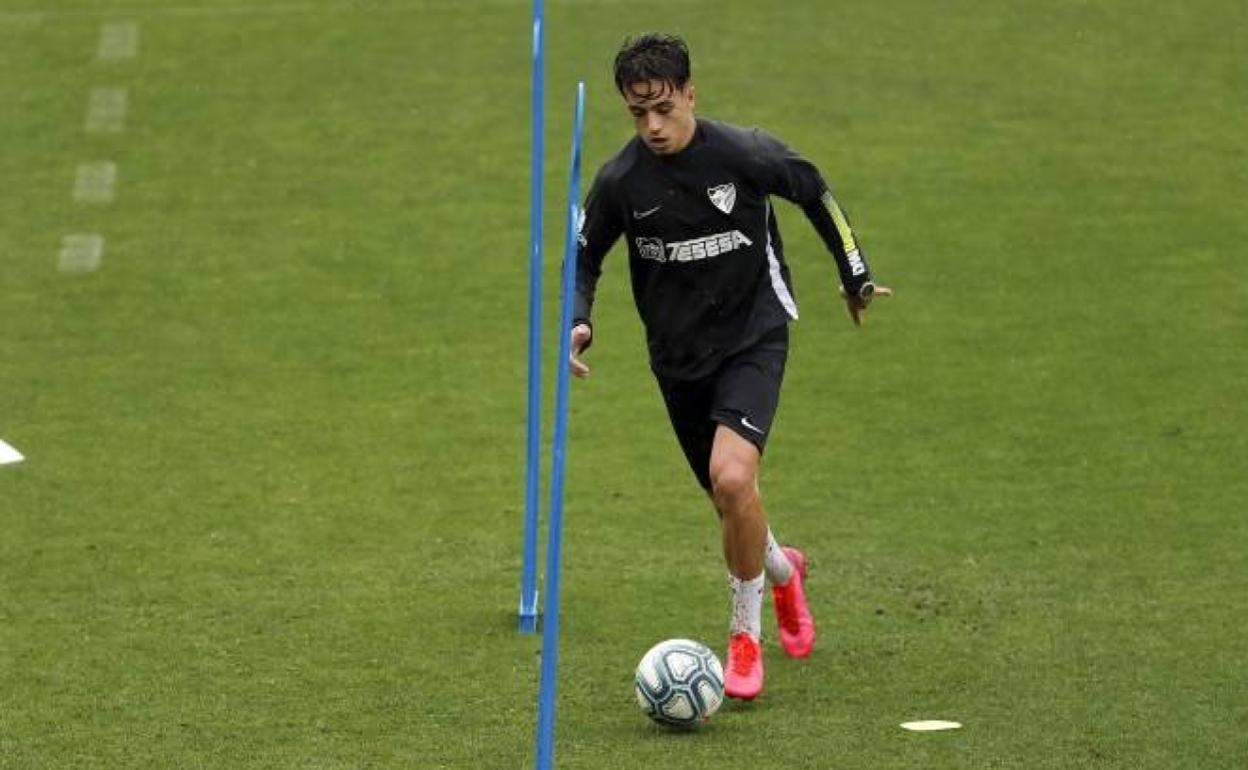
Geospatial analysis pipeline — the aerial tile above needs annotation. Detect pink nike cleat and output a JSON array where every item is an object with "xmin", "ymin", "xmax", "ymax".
[
  {"xmin": 772, "ymin": 546, "xmax": 816, "ymax": 658},
  {"xmin": 724, "ymin": 632, "xmax": 764, "ymax": 700}
]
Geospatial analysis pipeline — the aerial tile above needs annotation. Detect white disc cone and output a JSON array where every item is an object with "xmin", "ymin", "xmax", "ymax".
[
  {"xmin": 901, "ymin": 720, "xmax": 962, "ymax": 732},
  {"xmin": 0, "ymin": 439, "xmax": 25, "ymax": 465}
]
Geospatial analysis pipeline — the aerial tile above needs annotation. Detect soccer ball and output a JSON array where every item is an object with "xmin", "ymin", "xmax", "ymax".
[{"xmin": 634, "ymin": 639, "xmax": 725, "ymax": 727}]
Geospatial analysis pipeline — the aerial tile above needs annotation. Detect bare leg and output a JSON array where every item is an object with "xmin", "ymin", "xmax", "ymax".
[
  {"xmin": 708, "ymin": 425, "xmax": 768, "ymax": 580},
  {"xmin": 711, "ymin": 424, "xmax": 770, "ymax": 698}
]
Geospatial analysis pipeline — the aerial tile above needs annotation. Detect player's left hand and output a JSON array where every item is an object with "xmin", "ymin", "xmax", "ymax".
[{"xmin": 840, "ymin": 283, "xmax": 892, "ymax": 327}]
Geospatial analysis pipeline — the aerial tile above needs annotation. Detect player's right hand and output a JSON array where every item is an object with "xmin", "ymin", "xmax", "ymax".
[{"xmin": 570, "ymin": 323, "xmax": 593, "ymax": 378}]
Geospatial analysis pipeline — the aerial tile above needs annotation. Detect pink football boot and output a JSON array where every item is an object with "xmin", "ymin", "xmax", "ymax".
[{"xmin": 772, "ymin": 546, "xmax": 815, "ymax": 658}]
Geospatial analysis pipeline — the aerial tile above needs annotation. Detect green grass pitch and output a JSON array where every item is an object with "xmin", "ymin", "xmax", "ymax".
[{"xmin": 2, "ymin": 1, "xmax": 1245, "ymax": 768}]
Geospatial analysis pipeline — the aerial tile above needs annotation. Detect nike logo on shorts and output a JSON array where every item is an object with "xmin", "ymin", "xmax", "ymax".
[
  {"xmin": 633, "ymin": 205, "xmax": 661, "ymax": 219},
  {"xmin": 740, "ymin": 416, "xmax": 764, "ymax": 435}
]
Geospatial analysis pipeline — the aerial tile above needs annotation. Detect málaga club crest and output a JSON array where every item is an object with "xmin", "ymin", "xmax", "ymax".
[{"xmin": 708, "ymin": 183, "xmax": 736, "ymax": 214}]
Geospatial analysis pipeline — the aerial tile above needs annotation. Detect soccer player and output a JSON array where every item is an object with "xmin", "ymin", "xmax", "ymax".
[{"xmin": 570, "ymin": 33, "xmax": 890, "ymax": 700}]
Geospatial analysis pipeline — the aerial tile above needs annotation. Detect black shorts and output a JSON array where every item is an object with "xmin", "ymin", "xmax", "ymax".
[{"xmin": 655, "ymin": 325, "xmax": 788, "ymax": 491}]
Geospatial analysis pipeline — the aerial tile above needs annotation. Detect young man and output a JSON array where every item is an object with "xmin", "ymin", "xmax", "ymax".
[{"xmin": 569, "ymin": 33, "xmax": 890, "ymax": 700}]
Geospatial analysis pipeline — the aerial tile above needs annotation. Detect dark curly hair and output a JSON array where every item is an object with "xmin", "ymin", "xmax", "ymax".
[{"xmin": 613, "ymin": 33, "xmax": 691, "ymax": 97}]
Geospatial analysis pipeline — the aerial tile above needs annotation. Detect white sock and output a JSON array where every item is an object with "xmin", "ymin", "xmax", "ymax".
[
  {"xmin": 763, "ymin": 528, "xmax": 794, "ymax": 586},
  {"xmin": 728, "ymin": 572, "xmax": 765, "ymax": 639}
]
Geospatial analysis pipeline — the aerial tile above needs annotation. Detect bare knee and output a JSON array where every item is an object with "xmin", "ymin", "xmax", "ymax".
[{"xmin": 710, "ymin": 460, "xmax": 756, "ymax": 515}]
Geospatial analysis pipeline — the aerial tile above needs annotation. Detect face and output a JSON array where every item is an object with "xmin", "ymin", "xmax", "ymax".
[{"xmin": 622, "ymin": 79, "xmax": 696, "ymax": 156}]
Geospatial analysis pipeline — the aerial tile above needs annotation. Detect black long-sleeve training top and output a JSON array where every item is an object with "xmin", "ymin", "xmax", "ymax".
[{"xmin": 573, "ymin": 117, "xmax": 873, "ymax": 381}]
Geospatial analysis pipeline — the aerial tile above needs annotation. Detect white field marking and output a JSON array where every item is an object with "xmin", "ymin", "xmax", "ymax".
[
  {"xmin": 2, "ymin": 2, "xmax": 389, "ymax": 21},
  {"xmin": 97, "ymin": 20, "xmax": 140, "ymax": 60},
  {"xmin": 900, "ymin": 720, "xmax": 963, "ymax": 732},
  {"xmin": 58, "ymin": 234, "xmax": 105, "ymax": 273},
  {"xmin": 73, "ymin": 162, "xmax": 118, "ymax": 204},
  {"xmin": 0, "ymin": 0, "xmax": 680, "ymax": 24},
  {"xmin": 0, "ymin": 11, "xmax": 44, "ymax": 24},
  {"xmin": 0, "ymin": 439, "xmax": 24, "ymax": 466},
  {"xmin": 85, "ymin": 87, "xmax": 128, "ymax": 134}
]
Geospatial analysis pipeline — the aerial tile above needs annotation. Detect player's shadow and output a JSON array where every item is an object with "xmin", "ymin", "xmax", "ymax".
[
  {"xmin": 631, "ymin": 698, "xmax": 759, "ymax": 740},
  {"xmin": 633, "ymin": 721, "xmax": 722, "ymax": 740}
]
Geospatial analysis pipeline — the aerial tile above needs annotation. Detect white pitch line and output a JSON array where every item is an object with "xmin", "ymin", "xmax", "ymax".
[
  {"xmin": 97, "ymin": 20, "xmax": 140, "ymax": 61},
  {"xmin": 73, "ymin": 161, "xmax": 118, "ymax": 204},
  {"xmin": 1, "ymin": 2, "xmax": 383, "ymax": 22},
  {"xmin": 58, "ymin": 234, "xmax": 105, "ymax": 273},
  {"xmin": 85, "ymin": 87, "xmax": 128, "ymax": 134},
  {"xmin": 0, "ymin": 439, "xmax": 24, "ymax": 466},
  {"xmin": 0, "ymin": 0, "xmax": 679, "ymax": 24},
  {"xmin": 0, "ymin": 11, "xmax": 44, "ymax": 24}
]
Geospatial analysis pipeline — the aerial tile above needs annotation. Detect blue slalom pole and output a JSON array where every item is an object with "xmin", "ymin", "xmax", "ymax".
[
  {"xmin": 519, "ymin": 0, "xmax": 545, "ymax": 634},
  {"xmin": 534, "ymin": 81, "xmax": 585, "ymax": 770}
]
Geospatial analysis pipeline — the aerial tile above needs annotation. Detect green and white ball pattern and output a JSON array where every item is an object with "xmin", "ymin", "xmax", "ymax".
[{"xmin": 634, "ymin": 639, "xmax": 725, "ymax": 727}]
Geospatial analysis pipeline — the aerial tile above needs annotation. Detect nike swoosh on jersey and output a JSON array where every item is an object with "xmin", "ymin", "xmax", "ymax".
[{"xmin": 633, "ymin": 205, "xmax": 662, "ymax": 219}]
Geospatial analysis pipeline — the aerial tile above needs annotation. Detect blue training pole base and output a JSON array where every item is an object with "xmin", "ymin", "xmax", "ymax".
[
  {"xmin": 518, "ymin": 598, "xmax": 541, "ymax": 634},
  {"xmin": 517, "ymin": 614, "xmax": 541, "ymax": 633}
]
